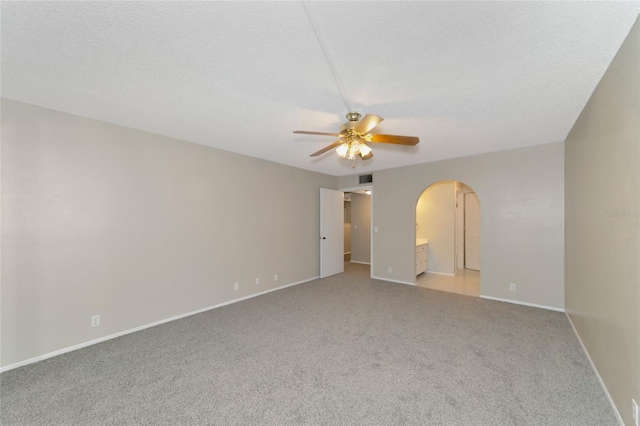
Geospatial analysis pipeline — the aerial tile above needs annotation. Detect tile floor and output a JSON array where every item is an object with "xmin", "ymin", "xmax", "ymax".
[{"xmin": 416, "ymin": 268, "xmax": 481, "ymax": 297}]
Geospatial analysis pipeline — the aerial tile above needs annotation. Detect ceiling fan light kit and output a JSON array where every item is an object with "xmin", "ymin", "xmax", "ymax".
[{"xmin": 336, "ymin": 138, "xmax": 371, "ymax": 160}]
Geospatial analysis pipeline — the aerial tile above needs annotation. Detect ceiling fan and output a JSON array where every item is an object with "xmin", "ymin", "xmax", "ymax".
[{"xmin": 294, "ymin": 112, "xmax": 419, "ymax": 161}]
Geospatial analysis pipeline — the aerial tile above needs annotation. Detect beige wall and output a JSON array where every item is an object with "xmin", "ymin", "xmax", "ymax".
[
  {"xmin": 1, "ymin": 99, "xmax": 337, "ymax": 368},
  {"xmin": 565, "ymin": 17, "xmax": 639, "ymax": 426},
  {"xmin": 416, "ymin": 181, "xmax": 455, "ymax": 275},
  {"xmin": 339, "ymin": 141, "xmax": 564, "ymax": 309},
  {"xmin": 343, "ymin": 224, "xmax": 351, "ymax": 255},
  {"xmin": 350, "ymin": 193, "xmax": 371, "ymax": 264},
  {"xmin": 344, "ymin": 200, "xmax": 351, "ymax": 254}
]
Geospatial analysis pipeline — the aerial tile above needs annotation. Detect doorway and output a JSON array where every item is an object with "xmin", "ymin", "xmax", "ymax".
[
  {"xmin": 343, "ymin": 190, "xmax": 371, "ymax": 265},
  {"xmin": 344, "ymin": 196, "xmax": 352, "ymax": 262},
  {"xmin": 340, "ymin": 186, "xmax": 373, "ymax": 277},
  {"xmin": 415, "ymin": 181, "xmax": 480, "ymax": 296},
  {"xmin": 320, "ymin": 187, "xmax": 373, "ymax": 279}
]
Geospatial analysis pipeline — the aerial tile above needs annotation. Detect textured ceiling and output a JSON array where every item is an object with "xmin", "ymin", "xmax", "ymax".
[{"xmin": 2, "ymin": 2, "xmax": 639, "ymax": 176}]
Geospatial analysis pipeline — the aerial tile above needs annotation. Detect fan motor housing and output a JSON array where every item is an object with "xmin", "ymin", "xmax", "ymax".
[
  {"xmin": 340, "ymin": 112, "xmax": 362, "ymax": 132},
  {"xmin": 346, "ymin": 112, "xmax": 361, "ymax": 122}
]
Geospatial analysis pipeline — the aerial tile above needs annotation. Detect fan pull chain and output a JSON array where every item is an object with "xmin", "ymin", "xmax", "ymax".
[{"xmin": 301, "ymin": 1, "xmax": 352, "ymax": 113}]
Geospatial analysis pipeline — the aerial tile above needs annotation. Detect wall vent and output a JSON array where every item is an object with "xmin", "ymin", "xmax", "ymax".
[{"xmin": 359, "ymin": 174, "xmax": 373, "ymax": 184}]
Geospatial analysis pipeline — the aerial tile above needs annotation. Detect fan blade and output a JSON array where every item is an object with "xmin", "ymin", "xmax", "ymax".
[
  {"xmin": 360, "ymin": 151, "xmax": 374, "ymax": 160},
  {"xmin": 368, "ymin": 134, "xmax": 419, "ymax": 146},
  {"xmin": 294, "ymin": 130, "xmax": 342, "ymax": 137},
  {"xmin": 310, "ymin": 140, "xmax": 343, "ymax": 157},
  {"xmin": 354, "ymin": 114, "xmax": 383, "ymax": 134}
]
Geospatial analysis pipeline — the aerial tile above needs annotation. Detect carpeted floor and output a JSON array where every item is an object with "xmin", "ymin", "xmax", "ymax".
[{"xmin": 1, "ymin": 263, "xmax": 615, "ymax": 425}]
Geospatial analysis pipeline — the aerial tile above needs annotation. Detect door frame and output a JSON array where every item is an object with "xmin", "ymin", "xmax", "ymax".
[{"xmin": 339, "ymin": 185, "xmax": 373, "ymax": 278}]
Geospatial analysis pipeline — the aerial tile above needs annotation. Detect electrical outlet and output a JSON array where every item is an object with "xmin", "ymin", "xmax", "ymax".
[
  {"xmin": 274, "ymin": 274, "xmax": 278, "ymax": 281},
  {"xmin": 632, "ymin": 399, "xmax": 638, "ymax": 426},
  {"xmin": 255, "ymin": 278, "xmax": 260, "ymax": 286},
  {"xmin": 509, "ymin": 283, "xmax": 516, "ymax": 292},
  {"xmin": 388, "ymin": 266, "xmax": 392, "ymax": 273},
  {"xmin": 91, "ymin": 315, "xmax": 100, "ymax": 327},
  {"xmin": 234, "ymin": 282, "xmax": 239, "ymax": 291}
]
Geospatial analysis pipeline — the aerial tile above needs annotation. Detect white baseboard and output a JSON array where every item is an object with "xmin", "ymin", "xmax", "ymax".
[
  {"xmin": 371, "ymin": 275, "xmax": 415, "ymax": 286},
  {"xmin": 565, "ymin": 313, "xmax": 623, "ymax": 426},
  {"xmin": 350, "ymin": 260, "xmax": 371, "ymax": 265},
  {"xmin": 426, "ymin": 270, "xmax": 455, "ymax": 276},
  {"xmin": 0, "ymin": 276, "xmax": 319, "ymax": 373},
  {"xmin": 479, "ymin": 295, "xmax": 565, "ymax": 312}
]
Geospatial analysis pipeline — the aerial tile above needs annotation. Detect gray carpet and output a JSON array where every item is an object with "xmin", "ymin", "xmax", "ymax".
[{"xmin": 1, "ymin": 263, "xmax": 615, "ymax": 425}]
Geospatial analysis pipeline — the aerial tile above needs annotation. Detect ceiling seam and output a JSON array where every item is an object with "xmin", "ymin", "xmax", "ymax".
[{"xmin": 301, "ymin": 1, "xmax": 352, "ymax": 113}]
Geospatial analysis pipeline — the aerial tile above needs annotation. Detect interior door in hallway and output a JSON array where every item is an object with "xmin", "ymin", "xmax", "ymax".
[
  {"xmin": 464, "ymin": 192, "xmax": 480, "ymax": 271},
  {"xmin": 320, "ymin": 188, "xmax": 344, "ymax": 278}
]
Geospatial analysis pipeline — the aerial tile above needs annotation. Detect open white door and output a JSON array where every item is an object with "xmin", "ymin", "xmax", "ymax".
[
  {"xmin": 464, "ymin": 192, "xmax": 480, "ymax": 271},
  {"xmin": 320, "ymin": 188, "xmax": 344, "ymax": 278}
]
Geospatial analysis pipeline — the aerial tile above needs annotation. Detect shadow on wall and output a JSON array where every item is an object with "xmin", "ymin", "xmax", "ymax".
[{"xmin": 415, "ymin": 180, "xmax": 480, "ymax": 277}]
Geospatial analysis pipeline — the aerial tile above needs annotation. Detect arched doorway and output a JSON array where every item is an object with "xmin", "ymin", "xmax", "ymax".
[{"xmin": 414, "ymin": 180, "xmax": 481, "ymax": 297}]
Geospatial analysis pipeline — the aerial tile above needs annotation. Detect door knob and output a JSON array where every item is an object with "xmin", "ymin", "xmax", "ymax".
[{"xmin": 322, "ymin": 237, "xmax": 326, "ymax": 240}]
